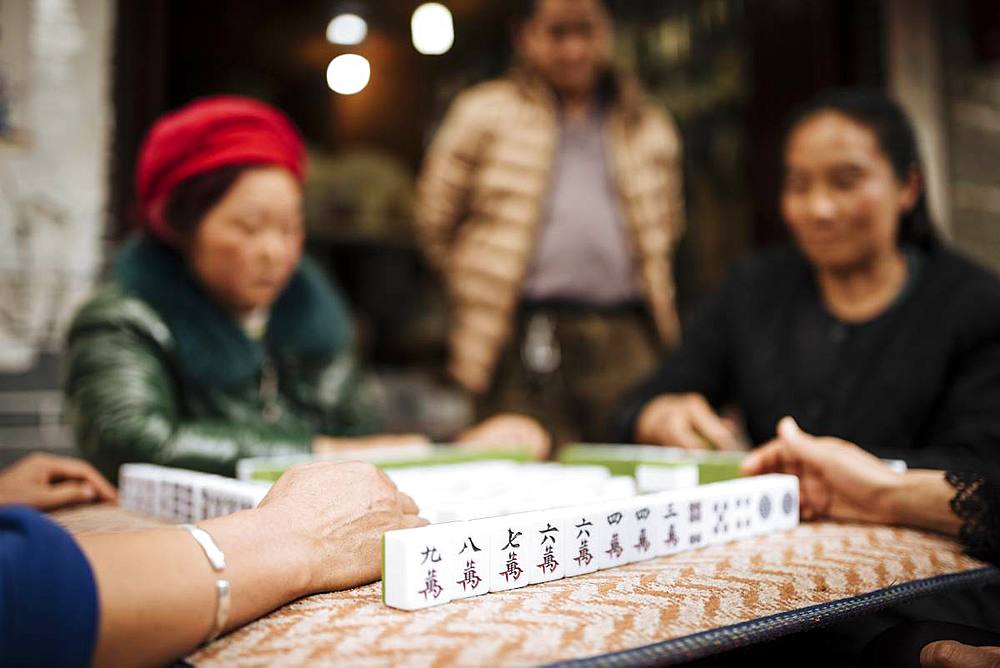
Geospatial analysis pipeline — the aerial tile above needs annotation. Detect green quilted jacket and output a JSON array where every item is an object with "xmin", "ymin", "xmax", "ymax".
[{"xmin": 64, "ymin": 236, "xmax": 381, "ymax": 480}]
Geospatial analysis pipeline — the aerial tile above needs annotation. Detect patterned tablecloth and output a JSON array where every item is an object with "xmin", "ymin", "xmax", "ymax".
[{"xmin": 53, "ymin": 504, "xmax": 999, "ymax": 668}]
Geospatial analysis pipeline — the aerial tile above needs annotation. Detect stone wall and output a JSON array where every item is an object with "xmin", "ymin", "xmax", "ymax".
[
  {"xmin": 943, "ymin": 4, "xmax": 1000, "ymax": 271},
  {"xmin": 0, "ymin": 0, "xmax": 114, "ymax": 463},
  {"xmin": 947, "ymin": 72, "xmax": 1000, "ymax": 272},
  {"xmin": 0, "ymin": 0, "xmax": 113, "ymax": 373}
]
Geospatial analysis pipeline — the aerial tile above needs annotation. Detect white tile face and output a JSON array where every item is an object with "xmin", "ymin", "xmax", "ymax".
[
  {"xmin": 684, "ymin": 492, "xmax": 710, "ymax": 550},
  {"xmin": 526, "ymin": 515, "xmax": 567, "ymax": 585},
  {"xmin": 730, "ymin": 485, "xmax": 756, "ymax": 539},
  {"xmin": 117, "ymin": 463, "xmax": 272, "ymax": 523},
  {"xmin": 706, "ymin": 492, "xmax": 735, "ymax": 546},
  {"xmin": 385, "ymin": 460, "xmax": 636, "ymax": 525},
  {"xmin": 652, "ymin": 494, "xmax": 689, "ymax": 557},
  {"xmin": 119, "ymin": 465, "xmax": 161, "ymax": 517},
  {"xmin": 715, "ymin": 487, "xmax": 758, "ymax": 544},
  {"xmin": 383, "ymin": 526, "xmax": 456, "ymax": 611},
  {"xmin": 728, "ymin": 474, "xmax": 800, "ymax": 535},
  {"xmin": 158, "ymin": 478, "xmax": 201, "ymax": 523},
  {"xmin": 599, "ymin": 476, "xmax": 638, "ymax": 501},
  {"xmin": 563, "ymin": 508, "xmax": 603, "ymax": 577},
  {"xmin": 696, "ymin": 480, "xmax": 757, "ymax": 546},
  {"xmin": 627, "ymin": 499, "xmax": 658, "ymax": 561},
  {"xmin": 744, "ymin": 479, "xmax": 781, "ymax": 535},
  {"xmin": 200, "ymin": 486, "xmax": 241, "ymax": 520},
  {"xmin": 720, "ymin": 478, "xmax": 768, "ymax": 539},
  {"xmin": 773, "ymin": 476, "xmax": 800, "ymax": 530},
  {"xmin": 489, "ymin": 516, "xmax": 534, "ymax": 592},
  {"xmin": 596, "ymin": 502, "xmax": 637, "ymax": 569},
  {"xmin": 635, "ymin": 464, "xmax": 699, "ymax": 493},
  {"xmin": 450, "ymin": 522, "xmax": 490, "ymax": 599},
  {"xmin": 193, "ymin": 478, "xmax": 263, "ymax": 520}
]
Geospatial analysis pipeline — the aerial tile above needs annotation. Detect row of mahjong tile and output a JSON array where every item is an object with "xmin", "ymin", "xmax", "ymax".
[
  {"xmin": 382, "ymin": 473, "xmax": 799, "ymax": 610},
  {"xmin": 117, "ymin": 460, "xmax": 682, "ymax": 526},
  {"xmin": 119, "ymin": 463, "xmax": 271, "ymax": 523},
  {"xmin": 384, "ymin": 462, "xmax": 656, "ymax": 523}
]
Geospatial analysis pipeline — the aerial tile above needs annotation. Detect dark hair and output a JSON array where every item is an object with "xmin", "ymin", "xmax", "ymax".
[
  {"xmin": 783, "ymin": 88, "xmax": 938, "ymax": 250},
  {"xmin": 511, "ymin": 0, "xmax": 546, "ymax": 20},
  {"xmin": 161, "ymin": 164, "xmax": 249, "ymax": 238},
  {"xmin": 510, "ymin": 0, "xmax": 610, "ymax": 21}
]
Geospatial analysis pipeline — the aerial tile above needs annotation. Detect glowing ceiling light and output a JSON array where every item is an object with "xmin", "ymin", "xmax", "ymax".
[
  {"xmin": 326, "ymin": 13, "xmax": 368, "ymax": 45},
  {"xmin": 411, "ymin": 3, "xmax": 454, "ymax": 56},
  {"xmin": 326, "ymin": 54, "xmax": 371, "ymax": 95}
]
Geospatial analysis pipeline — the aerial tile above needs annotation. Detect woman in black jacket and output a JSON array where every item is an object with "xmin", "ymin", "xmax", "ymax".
[{"xmin": 615, "ymin": 89, "xmax": 1000, "ymax": 476}]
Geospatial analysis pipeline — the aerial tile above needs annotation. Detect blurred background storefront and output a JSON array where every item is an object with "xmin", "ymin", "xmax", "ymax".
[{"xmin": 1, "ymin": 0, "xmax": 999, "ymax": 463}]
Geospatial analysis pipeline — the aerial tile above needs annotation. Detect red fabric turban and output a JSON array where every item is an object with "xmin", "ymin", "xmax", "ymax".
[{"xmin": 135, "ymin": 95, "xmax": 306, "ymax": 243}]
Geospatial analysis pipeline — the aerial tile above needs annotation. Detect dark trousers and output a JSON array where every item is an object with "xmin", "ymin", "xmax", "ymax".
[
  {"xmin": 477, "ymin": 301, "xmax": 663, "ymax": 447},
  {"xmin": 684, "ymin": 583, "xmax": 1000, "ymax": 667}
]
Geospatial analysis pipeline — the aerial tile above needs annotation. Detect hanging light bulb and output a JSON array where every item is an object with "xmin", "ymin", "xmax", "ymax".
[
  {"xmin": 411, "ymin": 3, "xmax": 454, "ymax": 56},
  {"xmin": 326, "ymin": 13, "xmax": 368, "ymax": 45},
  {"xmin": 326, "ymin": 54, "xmax": 371, "ymax": 95}
]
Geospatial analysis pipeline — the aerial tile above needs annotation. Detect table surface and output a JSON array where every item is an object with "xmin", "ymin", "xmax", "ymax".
[{"xmin": 52, "ymin": 504, "xmax": 998, "ymax": 668}]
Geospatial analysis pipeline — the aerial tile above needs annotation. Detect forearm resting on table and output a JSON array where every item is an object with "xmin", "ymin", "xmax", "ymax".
[{"xmin": 78, "ymin": 509, "xmax": 311, "ymax": 668}]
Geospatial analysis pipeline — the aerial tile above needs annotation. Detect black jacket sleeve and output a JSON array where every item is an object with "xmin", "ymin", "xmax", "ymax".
[
  {"xmin": 948, "ymin": 472, "xmax": 1000, "ymax": 567},
  {"xmin": 917, "ymin": 274, "xmax": 1000, "ymax": 476}
]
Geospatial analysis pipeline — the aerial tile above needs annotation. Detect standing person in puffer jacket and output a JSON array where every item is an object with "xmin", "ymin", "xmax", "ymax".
[{"xmin": 415, "ymin": 0, "xmax": 686, "ymax": 446}]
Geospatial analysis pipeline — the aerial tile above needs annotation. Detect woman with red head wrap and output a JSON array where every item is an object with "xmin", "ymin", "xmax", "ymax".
[{"xmin": 64, "ymin": 96, "xmax": 548, "ymax": 480}]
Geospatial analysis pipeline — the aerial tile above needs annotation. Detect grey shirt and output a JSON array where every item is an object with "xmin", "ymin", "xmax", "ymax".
[{"xmin": 521, "ymin": 111, "xmax": 641, "ymax": 304}]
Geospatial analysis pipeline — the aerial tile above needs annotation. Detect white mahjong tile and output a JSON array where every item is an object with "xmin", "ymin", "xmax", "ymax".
[
  {"xmin": 562, "ymin": 506, "xmax": 604, "ymax": 577},
  {"xmin": 525, "ymin": 512, "xmax": 567, "ymax": 585},
  {"xmin": 770, "ymin": 474, "xmax": 800, "ymax": 530},
  {"xmin": 383, "ymin": 524, "xmax": 457, "ymax": 611},
  {"xmin": 488, "ymin": 514, "xmax": 534, "ymax": 592},
  {"xmin": 683, "ymin": 487, "xmax": 711, "ymax": 551},
  {"xmin": 625, "ymin": 496, "xmax": 658, "ymax": 561},
  {"xmin": 650, "ymin": 489, "xmax": 690, "ymax": 557},
  {"xmin": 635, "ymin": 463, "xmax": 699, "ymax": 493},
  {"xmin": 449, "ymin": 520, "xmax": 491, "ymax": 599},
  {"xmin": 596, "ymin": 499, "xmax": 637, "ymax": 569}
]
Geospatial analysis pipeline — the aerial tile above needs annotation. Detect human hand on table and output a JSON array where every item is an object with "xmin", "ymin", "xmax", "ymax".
[
  {"xmin": 743, "ymin": 417, "xmax": 960, "ymax": 535},
  {"xmin": 921, "ymin": 641, "xmax": 1000, "ymax": 667},
  {"xmin": 312, "ymin": 433, "xmax": 431, "ymax": 454},
  {"xmin": 78, "ymin": 460, "xmax": 427, "ymax": 667},
  {"xmin": 454, "ymin": 413, "xmax": 551, "ymax": 460},
  {"xmin": 253, "ymin": 460, "xmax": 427, "ymax": 594},
  {"xmin": 0, "ymin": 452, "xmax": 117, "ymax": 510},
  {"xmin": 635, "ymin": 393, "xmax": 744, "ymax": 451},
  {"xmin": 742, "ymin": 417, "xmax": 902, "ymax": 522}
]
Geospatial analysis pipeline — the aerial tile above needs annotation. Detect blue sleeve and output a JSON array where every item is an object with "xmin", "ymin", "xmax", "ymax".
[{"xmin": 0, "ymin": 505, "xmax": 99, "ymax": 667}]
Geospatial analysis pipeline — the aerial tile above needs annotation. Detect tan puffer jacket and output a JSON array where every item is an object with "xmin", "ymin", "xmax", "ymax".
[{"xmin": 416, "ymin": 68, "xmax": 685, "ymax": 394}]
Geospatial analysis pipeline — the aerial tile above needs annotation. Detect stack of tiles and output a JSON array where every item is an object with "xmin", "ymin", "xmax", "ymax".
[
  {"xmin": 558, "ymin": 444, "xmax": 748, "ymax": 485},
  {"xmin": 119, "ymin": 464, "xmax": 271, "ymax": 522},
  {"xmin": 634, "ymin": 463, "xmax": 701, "ymax": 492},
  {"xmin": 559, "ymin": 444, "xmax": 907, "ymax": 487},
  {"xmin": 382, "ymin": 474, "xmax": 799, "ymax": 610},
  {"xmin": 383, "ymin": 461, "xmax": 671, "ymax": 523},
  {"xmin": 235, "ymin": 443, "xmax": 439, "ymax": 482},
  {"xmin": 234, "ymin": 444, "xmax": 540, "ymax": 483}
]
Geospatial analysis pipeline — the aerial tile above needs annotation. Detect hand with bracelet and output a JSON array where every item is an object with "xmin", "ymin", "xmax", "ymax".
[
  {"xmin": 742, "ymin": 417, "xmax": 966, "ymax": 535},
  {"xmin": 1, "ymin": 459, "xmax": 424, "ymax": 667},
  {"xmin": 743, "ymin": 417, "xmax": 1000, "ymax": 667}
]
